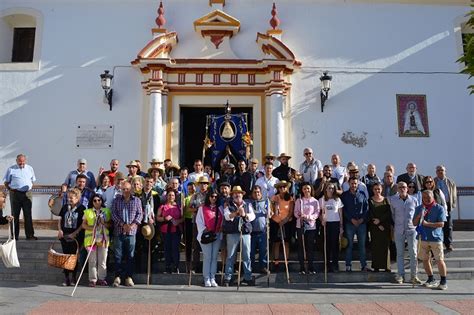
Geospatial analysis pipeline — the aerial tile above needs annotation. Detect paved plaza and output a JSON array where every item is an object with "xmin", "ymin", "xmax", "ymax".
[{"xmin": 0, "ymin": 279, "xmax": 472, "ymax": 314}]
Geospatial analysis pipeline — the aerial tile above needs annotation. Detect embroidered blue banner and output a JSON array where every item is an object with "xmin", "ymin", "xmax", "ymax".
[{"xmin": 208, "ymin": 114, "xmax": 248, "ymax": 168}]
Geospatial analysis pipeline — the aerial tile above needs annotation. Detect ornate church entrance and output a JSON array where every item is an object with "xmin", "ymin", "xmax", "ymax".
[{"xmin": 179, "ymin": 106, "xmax": 252, "ymax": 170}]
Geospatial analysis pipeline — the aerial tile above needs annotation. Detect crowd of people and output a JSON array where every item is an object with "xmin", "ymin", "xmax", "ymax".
[{"xmin": 1, "ymin": 150, "xmax": 457, "ymax": 290}]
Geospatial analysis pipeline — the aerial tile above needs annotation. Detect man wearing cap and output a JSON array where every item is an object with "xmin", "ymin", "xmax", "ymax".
[
  {"xmin": 64, "ymin": 158, "xmax": 96, "ymax": 190},
  {"xmin": 434, "ymin": 165, "xmax": 457, "ymax": 252},
  {"xmin": 299, "ymin": 147, "xmax": 323, "ymax": 185},
  {"xmin": 223, "ymin": 186, "xmax": 256, "ymax": 286},
  {"xmin": 341, "ymin": 177, "xmax": 370, "ymax": 272},
  {"xmin": 342, "ymin": 165, "xmax": 369, "ymax": 197},
  {"xmin": 272, "ymin": 153, "xmax": 295, "ymax": 182},
  {"xmin": 111, "ymin": 181, "xmax": 143, "ymax": 287},
  {"xmin": 3, "ymin": 154, "xmax": 37, "ymax": 240},
  {"xmin": 98, "ymin": 159, "xmax": 119, "ymax": 185},
  {"xmin": 397, "ymin": 162, "xmax": 424, "ymax": 193},
  {"xmin": 102, "ymin": 172, "xmax": 126, "ymax": 209},
  {"xmin": 255, "ymin": 162, "xmax": 280, "ymax": 200}
]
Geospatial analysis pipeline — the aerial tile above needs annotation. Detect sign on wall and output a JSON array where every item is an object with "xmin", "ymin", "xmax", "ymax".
[
  {"xmin": 396, "ymin": 94, "xmax": 429, "ymax": 137},
  {"xmin": 76, "ymin": 125, "xmax": 114, "ymax": 148}
]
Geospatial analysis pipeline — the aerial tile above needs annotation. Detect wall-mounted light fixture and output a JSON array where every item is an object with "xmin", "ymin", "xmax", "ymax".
[
  {"xmin": 100, "ymin": 70, "xmax": 114, "ymax": 111},
  {"xmin": 319, "ymin": 71, "xmax": 332, "ymax": 112}
]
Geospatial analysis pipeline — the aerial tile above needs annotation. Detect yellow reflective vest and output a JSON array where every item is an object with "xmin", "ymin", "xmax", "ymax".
[{"xmin": 83, "ymin": 207, "xmax": 111, "ymax": 248}]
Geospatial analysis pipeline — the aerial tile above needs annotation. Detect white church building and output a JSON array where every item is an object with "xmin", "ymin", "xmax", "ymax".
[{"xmin": 0, "ymin": 0, "xmax": 472, "ymax": 219}]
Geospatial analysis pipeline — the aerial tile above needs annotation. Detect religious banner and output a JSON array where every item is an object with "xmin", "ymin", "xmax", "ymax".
[
  {"xmin": 204, "ymin": 103, "xmax": 252, "ymax": 169},
  {"xmin": 396, "ymin": 94, "xmax": 429, "ymax": 137}
]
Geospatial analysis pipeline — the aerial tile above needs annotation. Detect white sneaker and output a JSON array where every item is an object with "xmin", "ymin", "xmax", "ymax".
[
  {"xmin": 204, "ymin": 279, "xmax": 212, "ymax": 287},
  {"xmin": 125, "ymin": 277, "xmax": 135, "ymax": 287},
  {"xmin": 395, "ymin": 275, "xmax": 403, "ymax": 284},
  {"xmin": 113, "ymin": 277, "xmax": 121, "ymax": 288},
  {"xmin": 436, "ymin": 283, "xmax": 448, "ymax": 290},
  {"xmin": 423, "ymin": 279, "xmax": 439, "ymax": 288},
  {"xmin": 210, "ymin": 279, "xmax": 219, "ymax": 287}
]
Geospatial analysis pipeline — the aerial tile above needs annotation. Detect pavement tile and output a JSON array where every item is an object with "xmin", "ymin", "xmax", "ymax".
[
  {"xmin": 176, "ymin": 304, "xmax": 224, "ymax": 315},
  {"xmin": 223, "ymin": 304, "xmax": 272, "ymax": 315},
  {"xmin": 128, "ymin": 303, "xmax": 177, "ymax": 314},
  {"xmin": 268, "ymin": 304, "xmax": 319, "ymax": 314},
  {"xmin": 438, "ymin": 299, "xmax": 474, "ymax": 315},
  {"xmin": 376, "ymin": 302, "xmax": 437, "ymax": 315},
  {"xmin": 334, "ymin": 302, "xmax": 389, "ymax": 315}
]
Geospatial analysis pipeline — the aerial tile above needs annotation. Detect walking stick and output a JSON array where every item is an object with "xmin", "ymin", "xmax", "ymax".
[
  {"xmin": 221, "ymin": 235, "xmax": 226, "ymax": 286},
  {"xmin": 324, "ymin": 222, "xmax": 328, "ymax": 284},
  {"xmin": 413, "ymin": 207, "xmax": 425, "ymax": 288},
  {"xmin": 266, "ymin": 201, "xmax": 271, "ymax": 288},
  {"xmin": 188, "ymin": 219, "xmax": 194, "ymax": 287},
  {"xmin": 147, "ymin": 239, "xmax": 151, "ymax": 286},
  {"xmin": 280, "ymin": 224, "xmax": 290, "ymax": 284},
  {"xmin": 237, "ymin": 218, "xmax": 243, "ymax": 291},
  {"xmin": 71, "ymin": 215, "xmax": 99, "ymax": 297}
]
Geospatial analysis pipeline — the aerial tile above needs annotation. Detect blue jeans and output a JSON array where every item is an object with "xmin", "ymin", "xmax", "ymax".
[
  {"xmin": 200, "ymin": 236, "xmax": 222, "ymax": 281},
  {"xmin": 114, "ymin": 234, "xmax": 136, "ymax": 278},
  {"xmin": 395, "ymin": 231, "xmax": 418, "ymax": 277},
  {"xmin": 345, "ymin": 222, "xmax": 367, "ymax": 269},
  {"xmin": 250, "ymin": 232, "xmax": 268, "ymax": 270},
  {"xmin": 225, "ymin": 233, "xmax": 252, "ymax": 281},
  {"xmin": 163, "ymin": 232, "xmax": 181, "ymax": 270}
]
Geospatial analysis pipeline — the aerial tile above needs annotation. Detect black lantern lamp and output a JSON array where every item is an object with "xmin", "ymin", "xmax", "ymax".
[
  {"xmin": 100, "ymin": 70, "xmax": 114, "ymax": 111},
  {"xmin": 319, "ymin": 71, "xmax": 332, "ymax": 112}
]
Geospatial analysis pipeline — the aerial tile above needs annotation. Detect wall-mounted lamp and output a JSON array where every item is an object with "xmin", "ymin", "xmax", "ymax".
[
  {"xmin": 100, "ymin": 70, "xmax": 114, "ymax": 111},
  {"xmin": 319, "ymin": 71, "xmax": 332, "ymax": 112}
]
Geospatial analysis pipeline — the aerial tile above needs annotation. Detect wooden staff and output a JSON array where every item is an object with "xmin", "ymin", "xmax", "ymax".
[
  {"xmin": 237, "ymin": 218, "xmax": 243, "ymax": 291},
  {"xmin": 147, "ymin": 238, "xmax": 151, "ymax": 286},
  {"xmin": 266, "ymin": 200, "xmax": 271, "ymax": 288},
  {"xmin": 324, "ymin": 223, "xmax": 328, "ymax": 284},
  {"xmin": 300, "ymin": 199, "xmax": 309, "ymax": 284},
  {"xmin": 280, "ymin": 224, "xmax": 290, "ymax": 284}
]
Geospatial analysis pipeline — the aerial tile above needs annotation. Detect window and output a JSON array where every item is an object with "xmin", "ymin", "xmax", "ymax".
[
  {"xmin": 12, "ymin": 27, "xmax": 35, "ymax": 62},
  {"xmin": 0, "ymin": 8, "xmax": 43, "ymax": 70}
]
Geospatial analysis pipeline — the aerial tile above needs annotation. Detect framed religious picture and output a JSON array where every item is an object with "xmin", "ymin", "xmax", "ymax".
[{"xmin": 396, "ymin": 94, "xmax": 429, "ymax": 137}]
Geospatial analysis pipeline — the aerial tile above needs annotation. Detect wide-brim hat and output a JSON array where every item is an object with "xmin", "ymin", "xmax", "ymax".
[
  {"xmin": 197, "ymin": 176, "xmax": 210, "ymax": 184},
  {"xmin": 147, "ymin": 167, "xmax": 164, "ymax": 176},
  {"xmin": 126, "ymin": 160, "xmax": 139, "ymax": 168},
  {"xmin": 265, "ymin": 152, "xmax": 276, "ymax": 159},
  {"xmin": 230, "ymin": 185, "xmax": 246, "ymax": 195},
  {"xmin": 141, "ymin": 223, "xmax": 155, "ymax": 241},
  {"xmin": 277, "ymin": 153, "xmax": 292, "ymax": 160},
  {"xmin": 166, "ymin": 164, "xmax": 180, "ymax": 174},
  {"xmin": 348, "ymin": 165, "xmax": 359, "ymax": 172},
  {"xmin": 274, "ymin": 180, "xmax": 291, "ymax": 189},
  {"xmin": 149, "ymin": 158, "xmax": 163, "ymax": 165}
]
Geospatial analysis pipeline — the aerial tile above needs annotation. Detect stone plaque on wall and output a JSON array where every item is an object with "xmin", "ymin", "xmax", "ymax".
[{"xmin": 76, "ymin": 125, "xmax": 114, "ymax": 148}]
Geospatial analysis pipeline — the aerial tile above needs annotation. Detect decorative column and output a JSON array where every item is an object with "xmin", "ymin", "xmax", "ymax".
[
  {"xmin": 268, "ymin": 93, "xmax": 285, "ymax": 155},
  {"xmin": 148, "ymin": 90, "xmax": 164, "ymax": 161}
]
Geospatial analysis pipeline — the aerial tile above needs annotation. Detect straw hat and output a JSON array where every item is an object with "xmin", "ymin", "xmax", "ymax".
[
  {"xmin": 274, "ymin": 180, "xmax": 291, "ymax": 189},
  {"xmin": 348, "ymin": 165, "xmax": 359, "ymax": 172},
  {"xmin": 230, "ymin": 185, "xmax": 246, "ymax": 195},
  {"xmin": 276, "ymin": 153, "xmax": 292, "ymax": 160},
  {"xmin": 149, "ymin": 158, "xmax": 163, "ymax": 165},
  {"xmin": 196, "ymin": 176, "xmax": 210, "ymax": 184},
  {"xmin": 126, "ymin": 160, "xmax": 139, "ymax": 168},
  {"xmin": 147, "ymin": 167, "xmax": 164, "ymax": 176},
  {"xmin": 141, "ymin": 223, "xmax": 155, "ymax": 241},
  {"xmin": 340, "ymin": 236, "xmax": 348, "ymax": 249},
  {"xmin": 265, "ymin": 153, "xmax": 276, "ymax": 159}
]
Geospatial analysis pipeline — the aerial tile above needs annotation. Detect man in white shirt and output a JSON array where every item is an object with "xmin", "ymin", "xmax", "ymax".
[
  {"xmin": 298, "ymin": 147, "xmax": 323, "ymax": 185},
  {"xmin": 331, "ymin": 154, "xmax": 346, "ymax": 186},
  {"xmin": 102, "ymin": 172, "xmax": 126, "ymax": 209},
  {"xmin": 255, "ymin": 162, "xmax": 279, "ymax": 200}
]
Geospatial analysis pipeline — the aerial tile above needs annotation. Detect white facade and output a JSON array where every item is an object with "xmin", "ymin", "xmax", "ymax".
[{"xmin": 0, "ymin": 0, "xmax": 472, "ymax": 219}]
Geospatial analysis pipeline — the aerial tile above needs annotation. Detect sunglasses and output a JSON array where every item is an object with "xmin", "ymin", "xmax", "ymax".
[
  {"xmin": 93, "ymin": 199, "xmax": 102, "ymax": 202},
  {"xmin": 425, "ymin": 181, "xmax": 433, "ymax": 184},
  {"xmin": 408, "ymin": 186, "xmax": 415, "ymax": 188},
  {"xmin": 210, "ymin": 195, "xmax": 218, "ymax": 199},
  {"xmin": 304, "ymin": 152, "xmax": 312, "ymax": 155}
]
